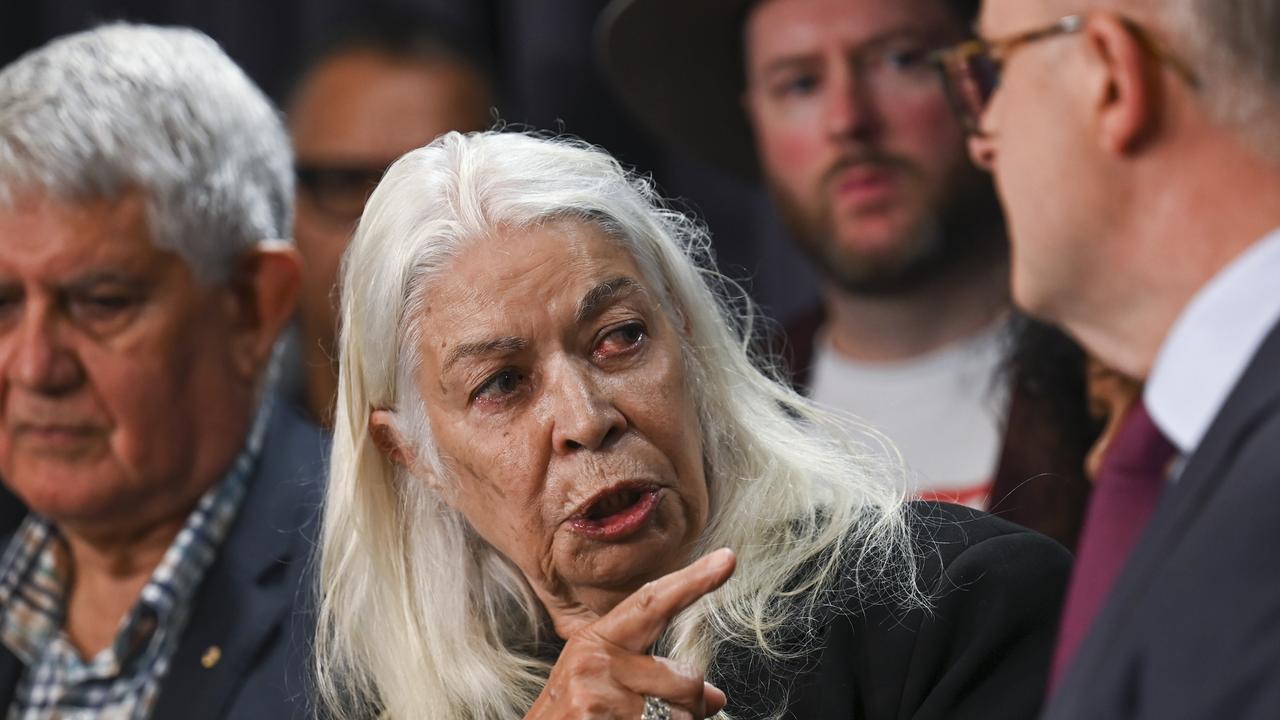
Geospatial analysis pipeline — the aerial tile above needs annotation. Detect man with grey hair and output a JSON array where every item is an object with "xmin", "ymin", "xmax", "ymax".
[
  {"xmin": 0, "ymin": 24, "xmax": 323, "ymax": 718},
  {"xmin": 933, "ymin": 0, "xmax": 1280, "ymax": 716}
]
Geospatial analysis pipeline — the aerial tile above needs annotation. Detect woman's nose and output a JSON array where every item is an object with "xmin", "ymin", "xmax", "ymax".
[{"xmin": 548, "ymin": 366, "xmax": 627, "ymax": 455}]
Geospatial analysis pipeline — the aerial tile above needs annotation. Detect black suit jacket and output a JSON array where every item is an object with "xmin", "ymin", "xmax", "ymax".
[
  {"xmin": 712, "ymin": 502, "xmax": 1072, "ymax": 719},
  {"xmin": 0, "ymin": 400, "xmax": 327, "ymax": 720},
  {"xmin": 1044, "ymin": 318, "xmax": 1280, "ymax": 719}
]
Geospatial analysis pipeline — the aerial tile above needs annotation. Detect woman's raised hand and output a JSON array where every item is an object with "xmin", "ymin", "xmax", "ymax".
[{"xmin": 526, "ymin": 548, "xmax": 737, "ymax": 720}]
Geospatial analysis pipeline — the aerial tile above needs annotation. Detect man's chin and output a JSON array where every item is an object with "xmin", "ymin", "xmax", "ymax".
[
  {"xmin": 8, "ymin": 482, "xmax": 142, "ymax": 528},
  {"xmin": 808, "ymin": 209, "xmax": 969, "ymax": 295},
  {"xmin": 813, "ymin": 243, "xmax": 936, "ymax": 296},
  {"xmin": 830, "ymin": 234, "xmax": 913, "ymax": 269},
  {"xmin": 1010, "ymin": 267, "xmax": 1059, "ymax": 323}
]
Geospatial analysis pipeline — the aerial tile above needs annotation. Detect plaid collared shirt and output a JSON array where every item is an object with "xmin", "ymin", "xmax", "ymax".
[{"xmin": 0, "ymin": 395, "xmax": 275, "ymax": 720}]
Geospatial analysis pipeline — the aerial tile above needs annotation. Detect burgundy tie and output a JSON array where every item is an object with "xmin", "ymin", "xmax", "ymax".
[{"xmin": 1049, "ymin": 400, "xmax": 1178, "ymax": 691}]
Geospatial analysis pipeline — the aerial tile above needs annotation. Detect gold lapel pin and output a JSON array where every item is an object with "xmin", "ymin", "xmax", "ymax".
[{"xmin": 201, "ymin": 645, "xmax": 222, "ymax": 669}]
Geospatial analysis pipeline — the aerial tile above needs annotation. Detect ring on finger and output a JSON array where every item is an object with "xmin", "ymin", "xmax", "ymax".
[{"xmin": 641, "ymin": 695, "xmax": 672, "ymax": 720}]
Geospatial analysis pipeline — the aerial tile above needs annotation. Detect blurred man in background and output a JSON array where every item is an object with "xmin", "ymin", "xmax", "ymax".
[
  {"xmin": 935, "ymin": 0, "xmax": 1280, "ymax": 716},
  {"xmin": 285, "ymin": 16, "xmax": 494, "ymax": 425},
  {"xmin": 602, "ymin": 0, "xmax": 1092, "ymax": 543},
  {"xmin": 0, "ymin": 24, "xmax": 323, "ymax": 718}
]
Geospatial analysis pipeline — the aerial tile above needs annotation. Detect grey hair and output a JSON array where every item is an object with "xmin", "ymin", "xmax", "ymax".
[
  {"xmin": 1127, "ymin": 0, "xmax": 1280, "ymax": 162},
  {"xmin": 1187, "ymin": 0, "xmax": 1280, "ymax": 152},
  {"xmin": 0, "ymin": 23, "xmax": 293, "ymax": 282},
  {"xmin": 317, "ymin": 131, "xmax": 923, "ymax": 720}
]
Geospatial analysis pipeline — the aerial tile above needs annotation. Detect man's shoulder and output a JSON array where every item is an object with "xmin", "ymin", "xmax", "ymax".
[
  {"xmin": 229, "ymin": 396, "xmax": 329, "ymax": 550},
  {"xmin": 1045, "ymin": 322, "xmax": 1280, "ymax": 720},
  {"xmin": 260, "ymin": 398, "xmax": 330, "ymax": 476},
  {"xmin": 1045, "ymin": 395, "xmax": 1280, "ymax": 720}
]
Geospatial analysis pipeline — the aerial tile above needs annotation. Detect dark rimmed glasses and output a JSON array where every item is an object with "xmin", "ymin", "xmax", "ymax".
[
  {"xmin": 929, "ymin": 14, "xmax": 1198, "ymax": 135},
  {"xmin": 296, "ymin": 163, "xmax": 388, "ymax": 226}
]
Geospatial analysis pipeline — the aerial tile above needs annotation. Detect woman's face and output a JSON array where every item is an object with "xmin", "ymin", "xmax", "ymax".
[{"xmin": 398, "ymin": 220, "xmax": 708, "ymax": 631}]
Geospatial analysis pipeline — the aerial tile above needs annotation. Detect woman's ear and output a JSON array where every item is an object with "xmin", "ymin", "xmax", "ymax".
[
  {"xmin": 369, "ymin": 409, "xmax": 443, "ymax": 491},
  {"xmin": 369, "ymin": 409, "xmax": 410, "ymax": 465}
]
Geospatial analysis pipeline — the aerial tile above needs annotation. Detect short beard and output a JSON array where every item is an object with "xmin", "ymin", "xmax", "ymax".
[{"xmin": 771, "ymin": 158, "xmax": 1006, "ymax": 297}]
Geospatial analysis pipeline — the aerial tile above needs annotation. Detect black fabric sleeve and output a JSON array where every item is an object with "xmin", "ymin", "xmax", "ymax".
[
  {"xmin": 800, "ymin": 503, "xmax": 1072, "ymax": 720},
  {"xmin": 899, "ymin": 528, "xmax": 1071, "ymax": 718}
]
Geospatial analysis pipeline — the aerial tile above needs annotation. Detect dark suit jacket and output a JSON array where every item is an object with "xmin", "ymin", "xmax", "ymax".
[
  {"xmin": 712, "ymin": 502, "xmax": 1072, "ymax": 719},
  {"xmin": 1043, "ymin": 318, "xmax": 1280, "ymax": 719},
  {"xmin": 0, "ymin": 400, "xmax": 327, "ymax": 720}
]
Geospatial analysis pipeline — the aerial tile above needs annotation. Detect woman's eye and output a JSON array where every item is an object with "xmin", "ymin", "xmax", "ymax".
[
  {"xmin": 473, "ymin": 368, "xmax": 526, "ymax": 403},
  {"xmin": 595, "ymin": 322, "xmax": 647, "ymax": 358}
]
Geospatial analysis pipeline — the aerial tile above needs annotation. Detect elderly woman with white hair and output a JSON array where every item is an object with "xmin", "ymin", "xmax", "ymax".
[{"xmin": 315, "ymin": 131, "xmax": 1070, "ymax": 720}]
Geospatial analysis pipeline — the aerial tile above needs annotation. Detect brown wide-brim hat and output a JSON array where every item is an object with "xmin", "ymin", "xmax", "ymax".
[{"xmin": 597, "ymin": 0, "xmax": 761, "ymax": 178}]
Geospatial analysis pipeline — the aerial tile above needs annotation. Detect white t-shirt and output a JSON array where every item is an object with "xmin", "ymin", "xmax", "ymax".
[{"xmin": 809, "ymin": 321, "xmax": 1012, "ymax": 508}]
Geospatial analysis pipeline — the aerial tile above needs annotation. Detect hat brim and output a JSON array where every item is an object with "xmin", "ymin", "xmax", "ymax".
[{"xmin": 597, "ymin": 0, "xmax": 760, "ymax": 178}]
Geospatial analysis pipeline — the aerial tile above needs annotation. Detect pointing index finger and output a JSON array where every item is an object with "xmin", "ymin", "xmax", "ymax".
[{"xmin": 592, "ymin": 548, "xmax": 736, "ymax": 653}]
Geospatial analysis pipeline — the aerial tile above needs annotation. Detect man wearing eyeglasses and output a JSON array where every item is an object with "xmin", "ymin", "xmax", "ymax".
[
  {"xmin": 286, "ymin": 14, "xmax": 493, "ymax": 425},
  {"xmin": 934, "ymin": 2, "xmax": 1280, "ymax": 717},
  {"xmin": 601, "ymin": 0, "xmax": 1092, "ymax": 545}
]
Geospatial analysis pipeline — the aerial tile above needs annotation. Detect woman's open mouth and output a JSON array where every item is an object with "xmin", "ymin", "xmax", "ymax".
[{"xmin": 568, "ymin": 484, "xmax": 662, "ymax": 541}]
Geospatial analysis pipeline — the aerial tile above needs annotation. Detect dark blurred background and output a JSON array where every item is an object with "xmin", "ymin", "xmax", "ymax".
[{"xmin": 0, "ymin": 0, "xmax": 818, "ymax": 324}]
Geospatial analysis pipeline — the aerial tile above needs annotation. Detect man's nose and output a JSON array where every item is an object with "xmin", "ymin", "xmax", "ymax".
[
  {"xmin": 548, "ymin": 363, "xmax": 626, "ymax": 455},
  {"xmin": 4, "ymin": 305, "xmax": 84, "ymax": 395},
  {"xmin": 824, "ymin": 64, "xmax": 880, "ymax": 141}
]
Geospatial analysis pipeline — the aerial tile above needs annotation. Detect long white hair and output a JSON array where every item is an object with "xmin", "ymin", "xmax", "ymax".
[{"xmin": 316, "ymin": 131, "xmax": 922, "ymax": 720}]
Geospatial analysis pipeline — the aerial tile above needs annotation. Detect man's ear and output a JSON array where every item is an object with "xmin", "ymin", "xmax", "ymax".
[
  {"xmin": 227, "ymin": 240, "xmax": 301, "ymax": 380},
  {"xmin": 1084, "ymin": 13, "xmax": 1162, "ymax": 156},
  {"xmin": 369, "ymin": 409, "xmax": 443, "ymax": 491}
]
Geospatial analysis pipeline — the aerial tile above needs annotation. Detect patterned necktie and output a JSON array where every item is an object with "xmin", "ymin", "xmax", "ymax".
[{"xmin": 1049, "ymin": 399, "xmax": 1178, "ymax": 690}]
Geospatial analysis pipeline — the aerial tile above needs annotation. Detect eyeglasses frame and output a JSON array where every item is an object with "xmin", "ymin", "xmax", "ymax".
[{"xmin": 928, "ymin": 13, "xmax": 1199, "ymax": 136}]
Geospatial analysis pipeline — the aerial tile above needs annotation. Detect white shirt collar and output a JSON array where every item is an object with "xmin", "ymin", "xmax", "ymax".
[{"xmin": 1146, "ymin": 227, "xmax": 1280, "ymax": 455}]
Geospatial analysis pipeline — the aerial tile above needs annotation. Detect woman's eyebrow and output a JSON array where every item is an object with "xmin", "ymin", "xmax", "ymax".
[
  {"xmin": 442, "ymin": 335, "xmax": 527, "ymax": 375},
  {"xmin": 575, "ymin": 275, "xmax": 641, "ymax": 324}
]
